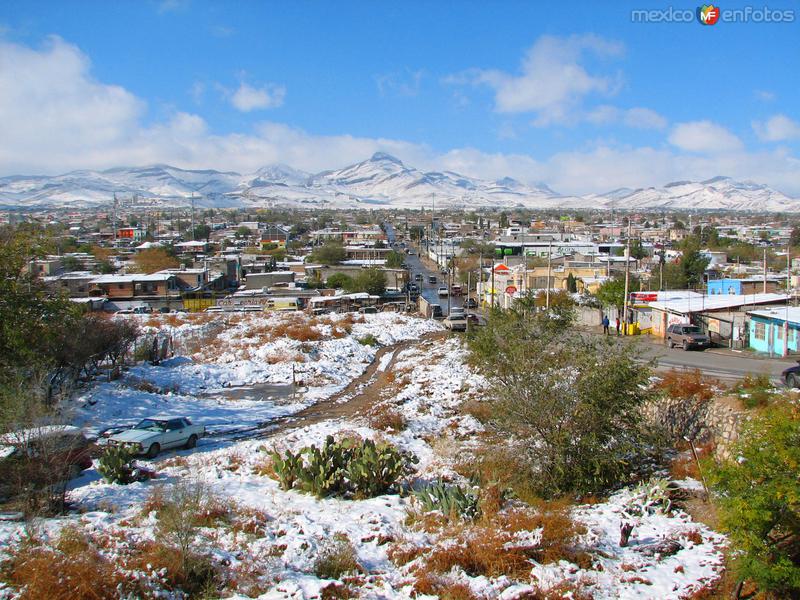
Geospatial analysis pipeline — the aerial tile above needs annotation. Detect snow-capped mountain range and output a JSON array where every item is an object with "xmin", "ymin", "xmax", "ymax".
[{"xmin": 0, "ymin": 153, "xmax": 797, "ymax": 212}]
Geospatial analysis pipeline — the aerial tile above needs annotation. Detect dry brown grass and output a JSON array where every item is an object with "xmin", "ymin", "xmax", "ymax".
[
  {"xmin": 657, "ymin": 369, "xmax": 717, "ymax": 402},
  {"xmin": 669, "ymin": 440, "xmax": 715, "ymax": 480},
  {"xmin": 0, "ymin": 527, "xmax": 126, "ymax": 600},
  {"xmin": 454, "ymin": 441, "xmax": 540, "ymax": 504},
  {"xmin": 368, "ymin": 403, "xmax": 407, "ymax": 432},
  {"xmin": 396, "ymin": 500, "xmax": 590, "ymax": 588}
]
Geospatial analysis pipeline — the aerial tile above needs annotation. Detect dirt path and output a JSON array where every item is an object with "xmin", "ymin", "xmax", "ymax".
[{"xmin": 244, "ymin": 330, "xmax": 448, "ymax": 439}]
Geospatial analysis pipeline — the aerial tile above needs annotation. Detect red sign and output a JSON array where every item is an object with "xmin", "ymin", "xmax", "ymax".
[
  {"xmin": 630, "ymin": 292, "xmax": 658, "ymax": 303},
  {"xmin": 505, "ymin": 285, "xmax": 518, "ymax": 295}
]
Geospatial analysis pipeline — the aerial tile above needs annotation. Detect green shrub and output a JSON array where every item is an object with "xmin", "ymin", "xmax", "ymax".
[
  {"xmin": 270, "ymin": 435, "xmax": 411, "ymax": 499},
  {"xmin": 97, "ymin": 444, "xmax": 142, "ymax": 484},
  {"xmin": 734, "ymin": 372, "xmax": 775, "ymax": 408},
  {"xmin": 357, "ymin": 334, "xmax": 379, "ymax": 347},
  {"xmin": 707, "ymin": 400, "xmax": 800, "ymax": 595},
  {"xmin": 413, "ymin": 479, "xmax": 481, "ymax": 521}
]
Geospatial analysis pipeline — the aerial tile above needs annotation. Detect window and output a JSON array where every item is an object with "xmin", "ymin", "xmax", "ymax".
[
  {"xmin": 754, "ymin": 322, "xmax": 766, "ymax": 341},
  {"xmin": 777, "ymin": 325, "xmax": 784, "ymax": 340},
  {"xmin": 166, "ymin": 419, "xmax": 184, "ymax": 431}
]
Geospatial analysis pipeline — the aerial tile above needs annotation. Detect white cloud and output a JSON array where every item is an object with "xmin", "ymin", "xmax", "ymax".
[
  {"xmin": 450, "ymin": 34, "xmax": 624, "ymax": 125},
  {"xmin": 230, "ymin": 82, "xmax": 285, "ymax": 112},
  {"xmin": 586, "ymin": 105, "xmax": 667, "ymax": 129},
  {"xmin": 375, "ymin": 69, "xmax": 425, "ymax": 97},
  {"xmin": 754, "ymin": 89, "xmax": 775, "ymax": 102},
  {"xmin": 668, "ymin": 121, "xmax": 743, "ymax": 154},
  {"xmin": 753, "ymin": 114, "xmax": 800, "ymax": 142},
  {"xmin": 1, "ymin": 37, "xmax": 799, "ymax": 198}
]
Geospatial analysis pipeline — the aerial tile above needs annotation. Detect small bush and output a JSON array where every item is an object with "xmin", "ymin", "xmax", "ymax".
[
  {"xmin": 314, "ymin": 536, "xmax": 362, "ymax": 580},
  {"xmin": 734, "ymin": 372, "xmax": 775, "ymax": 408},
  {"xmin": 657, "ymin": 369, "xmax": 716, "ymax": 402},
  {"xmin": 369, "ymin": 404, "xmax": 406, "ymax": 432},
  {"xmin": 357, "ymin": 333, "xmax": 379, "ymax": 346}
]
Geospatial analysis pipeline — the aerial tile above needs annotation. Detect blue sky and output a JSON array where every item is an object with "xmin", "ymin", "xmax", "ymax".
[{"xmin": 1, "ymin": 0, "xmax": 799, "ymax": 195}]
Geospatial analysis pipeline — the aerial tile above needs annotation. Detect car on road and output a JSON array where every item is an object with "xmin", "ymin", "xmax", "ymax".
[
  {"xmin": 443, "ymin": 314, "xmax": 467, "ymax": 331},
  {"xmin": 428, "ymin": 275, "xmax": 437, "ymax": 284},
  {"xmin": 450, "ymin": 284, "xmax": 463, "ymax": 296},
  {"xmin": 438, "ymin": 286, "xmax": 449, "ymax": 297},
  {"xmin": 465, "ymin": 297, "xmax": 478, "ymax": 309},
  {"xmin": 449, "ymin": 307, "xmax": 465, "ymax": 318},
  {"xmin": 781, "ymin": 361, "xmax": 800, "ymax": 388},
  {"xmin": 414, "ymin": 273, "xmax": 423, "ymax": 281},
  {"xmin": 465, "ymin": 313, "xmax": 486, "ymax": 326},
  {"xmin": 429, "ymin": 304, "xmax": 444, "ymax": 319},
  {"xmin": 666, "ymin": 324, "xmax": 711, "ymax": 350},
  {"xmin": 105, "ymin": 417, "xmax": 205, "ymax": 458}
]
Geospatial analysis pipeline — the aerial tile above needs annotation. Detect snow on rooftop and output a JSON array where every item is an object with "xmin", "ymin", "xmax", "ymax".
[{"xmin": 649, "ymin": 293, "xmax": 789, "ymax": 314}]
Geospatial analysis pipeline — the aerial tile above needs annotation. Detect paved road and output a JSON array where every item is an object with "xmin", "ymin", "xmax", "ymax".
[
  {"xmin": 611, "ymin": 333, "xmax": 795, "ymax": 382},
  {"xmin": 385, "ymin": 222, "xmax": 464, "ymax": 314}
]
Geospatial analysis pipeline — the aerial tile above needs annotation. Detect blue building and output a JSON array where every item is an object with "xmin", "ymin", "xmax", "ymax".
[
  {"xmin": 708, "ymin": 278, "xmax": 782, "ymax": 296},
  {"xmin": 747, "ymin": 307, "xmax": 800, "ymax": 355}
]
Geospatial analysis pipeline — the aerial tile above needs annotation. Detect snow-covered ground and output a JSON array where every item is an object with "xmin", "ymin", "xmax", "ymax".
[
  {"xmin": 0, "ymin": 314, "xmax": 726, "ymax": 599},
  {"xmin": 70, "ymin": 311, "xmax": 442, "ymax": 437}
]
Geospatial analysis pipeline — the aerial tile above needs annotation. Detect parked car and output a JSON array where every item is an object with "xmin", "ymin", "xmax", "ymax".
[
  {"xmin": 450, "ymin": 285, "xmax": 463, "ymax": 296},
  {"xmin": 414, "ymin": 273, "xmax": 423, "ymax": 281},
  {"xmin": 781, "ymin": 361, "xmax": 800, "ymax": 388},
  {"xmin": 105, "ymin": 417, "xmax": 205, "ymax": 458},
  {"xmin": 449, "ymin": 307, "xmax": 465, "ymax": 318},
  {"xmin": 428, "ymin": 275, "xmax": 437, "ymax": 284},
  {"xmin": 358, "ymin": 306, "xmax": 379, "ymax": 314},
  {"xmin": 465, "ymin": 297, "xmax": 478, "ymax": 309},
  {"xmin": 465, "ymin": 313, "xmax": 486, "ymax": 326},
  {"xmin": 429, "ymin": 304, "xmax": 444, "ymax": 319},
  {"xmin": 438, "ymin": 287, "xmax": 449, "ymax": 297},
  {"xmin": 666, "ymin": 324, "xmax": 711, "ymax": 350},
  {"xmin": 443, "ymin": 314, "xmax": 467, "ymax": 332}
]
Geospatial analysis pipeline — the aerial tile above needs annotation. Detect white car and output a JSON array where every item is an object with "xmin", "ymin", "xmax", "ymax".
[
  {"xmin": 105, "ymin": 417, "xmax": 205, "ymax": 458},
  {"xmin": 438, "ymin": 286, "xmax": 449, "ymax": 297},
  {"xmin": 443, "ymin": 315, "xmax": 467, "ymax": 331}
]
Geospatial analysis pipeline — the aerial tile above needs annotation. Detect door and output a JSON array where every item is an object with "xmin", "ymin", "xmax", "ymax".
[{"xmin": 164, "ymin": 418, "xmax": 187, "ymax": 448}]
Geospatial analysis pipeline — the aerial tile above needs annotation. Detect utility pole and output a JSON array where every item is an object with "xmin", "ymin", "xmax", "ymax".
[
  {"xmin": 763, "ymin": 247, "xmax": 768, "ymax": 293},
  {"xmin": 784, "ymin": 244, "xmax": 791, "ymax": 357},
  {"xmin": 622, "ymin": 219, "xmax": 632, "ymax": 336},
  {"xmin": 491, "ymin": 254, "xmax": 495, "ymax": 309},
  {"xmin": 112, "ymin": 193, "xmax": 118, "ymax": 246},
  {"xmin": 466, "ymin": 268, "xmax": 472, "ymax": 332},
  {"xmin": 545, "ymin": 238, "xmax": 552, "ymax": 310},
  {"xmin": 190, "ymin": 193, "xmax": 196, "ymax": 241}
]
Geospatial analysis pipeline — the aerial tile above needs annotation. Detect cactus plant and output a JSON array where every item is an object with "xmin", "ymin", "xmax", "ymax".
[
  {"xmin": 413, "ymin": 479, "xmax": 481, "ymax": 521},
  {"xmin": 97, "ymin": 444, "xmax": 140, "ymax": 484},
  {"xmin": 270, "ymin": 448, "xmax": 303, "ymax": 491}
]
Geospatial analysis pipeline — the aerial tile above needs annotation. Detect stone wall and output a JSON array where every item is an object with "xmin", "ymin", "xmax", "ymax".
[{"xmin": 643, "ymin": 394, "xmax": 748, "ymax": 460}]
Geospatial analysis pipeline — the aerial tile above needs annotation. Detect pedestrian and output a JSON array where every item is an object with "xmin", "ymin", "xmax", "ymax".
[
  {"xmin": 615, "ymin": 316, "xmax": 621, "ymax": 335},
  {"xmin": 602, "ymin": 314, "xmax": 610, "ymax": 335}
]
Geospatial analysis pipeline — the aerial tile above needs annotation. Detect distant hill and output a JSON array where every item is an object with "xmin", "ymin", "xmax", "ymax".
[{"xmin": 1, "ymin": 154, "xmax": 798, "ymax": 212}]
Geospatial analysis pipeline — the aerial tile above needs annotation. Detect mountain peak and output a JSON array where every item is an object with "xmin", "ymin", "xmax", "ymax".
[{"xmin": 369, "ymin": 152, "xmax": 403, "ymax": 165}]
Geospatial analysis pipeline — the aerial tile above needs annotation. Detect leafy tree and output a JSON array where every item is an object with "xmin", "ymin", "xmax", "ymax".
[
  {"xmin": 566, "ymin": 272, "xmax": 578, "ymax": 293},
  {"xmin": 499, "ymin": 211, "xmax": 509, "ymax": 228},
  {"xmin": 309, "ymin": 242, "xmax": 347, "ymax": 265},
  {"xmin": 680, "ymin": 243, "xmax": 711, "ymax": 289},
  {"xmin": 130, "ymin": 248, "xmax": 180, "ymax": 274},
  {"xmin": 326, "ymin": 273, "xmax": 353, "ymax": 290},
  {"xmin": 595, "ymin": 276, "xmax": 640, "ymax": 311},
  {"xmin": 791, "ymin": 226, "xmax": 800, "ymax": 248},
  {"xmin": 385, "ymin": 250, "xmax": 405, "ymax": 269},
  {"xmin": 193, "ymin": 224, "xmax": 211, "ymax": 241},
  {"xmin": 629, "ymin": 239, "xmax": 647, "ymax": 260},
  {"xmin": 707, "ymin": 400, "xmax": 800, "ymax": 596},
  {"xmin": 467, "ymin": 309, "xmax": 655, "ymax": 497},
  {"xmin": 235, "ymin": 226, "xmax": 252, "ymax": 239},
  {"xmin": 60, "ymin": 255, "xmax": 83, "ymax": 272},
  {"xmin": 349, "ymin": 268, "xmax": 386, "ymax": 295}
]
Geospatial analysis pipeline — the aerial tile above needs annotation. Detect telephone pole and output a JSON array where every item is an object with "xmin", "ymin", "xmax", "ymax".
[
  {"xmin": 622, "ymin": 219, "xmax": 632, "ymax": 335},
  {"xmin": 545, "ymin": 238, "xmax": 552, "ymax": 310},
  {"xmin": 190, "ymin": 194, "xmax": 196, "ymax": 241}
]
